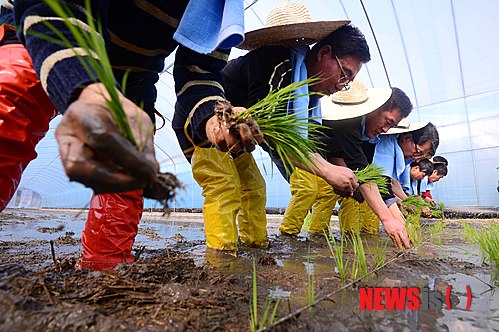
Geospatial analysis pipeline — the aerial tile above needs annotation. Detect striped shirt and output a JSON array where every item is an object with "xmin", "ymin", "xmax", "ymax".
[{"xmin": 9, "ymin": 0, "xmax": 229, "ymax": 142}]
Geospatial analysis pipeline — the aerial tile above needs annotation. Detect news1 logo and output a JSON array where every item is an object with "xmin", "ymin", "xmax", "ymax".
[{"xmin": 359, "ymin": 286, "xmax": 472, "ymax": 311}]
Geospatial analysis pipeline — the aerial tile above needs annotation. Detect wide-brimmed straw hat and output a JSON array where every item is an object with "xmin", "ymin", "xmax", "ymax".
[
  {"xmin": 382, "ymin": 118, "xmax": 429, "ymax": 135},
  {"xmin": 321, "ymin": 80, "xmax": 392, "ymax": 121},
  {"xmin": 238, "ymin": 2, "xmax": 350, "ymax": 50}
]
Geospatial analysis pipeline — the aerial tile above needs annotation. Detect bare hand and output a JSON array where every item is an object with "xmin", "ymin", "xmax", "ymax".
[
  {"xmin": 382, "ymin": 217, "xmax": 410, "ymax": 250},
  {"xmin": 55, "ymin": 83, "xmax": 159, "ymax": 193},
  {"xmin": 205, "ymin": 106, "xmax": 263, "ymax": 153},
  {"xmin": 323, "ymin": 164, "xmax": 358, "ymax": 194},
  {"xmin": 424, "ymin": 197, "xmax": 436, "ymax": 207},
  {"xmin": 422, "ymin": 207, "xmax": 431, "ymax": 217}
]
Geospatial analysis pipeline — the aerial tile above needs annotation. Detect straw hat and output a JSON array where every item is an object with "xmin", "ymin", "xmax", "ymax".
[
  {"xmin": 321, "ymin": 80, "xmax": 392, "ymax": 121},
  {"xmin": 382, "ymin": 118, "xmax": 429, "ymax": 135},
  {"xmin": 238, "ymin": 2, "xmax": 350, "ymax": 50}
]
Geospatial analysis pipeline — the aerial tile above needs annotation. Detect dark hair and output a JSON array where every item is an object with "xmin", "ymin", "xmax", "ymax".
[
  {"xmin": 311, "ymin": 25, "xmax": 371, "ymax": 63},
  {"xmin": 432, "ymin": 155, "xmax": 448, "ymax": 166},
  {"xmin": 379, "ymin": 87, "xmax": 413, "ymax": 118},
  {"xmin": 412, "ymin": 122, "xmax": 439, "ymax": 156},
  {"xmin": 433, "ymin": 163, "xmax": 448, "ymax": 176},
  {"xmin": 411, "ymin": 158, "xmax": 434, "ymax": 176}
]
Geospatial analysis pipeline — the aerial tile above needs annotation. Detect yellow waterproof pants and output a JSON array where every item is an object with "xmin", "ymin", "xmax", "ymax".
[
  {"xmin": 280, "ymin": 168, "xmax": 338, "ymax": 236},
  {"xmin": 192, "ymin": 148, "xmax": 267, "ymax": 251},
  {"xmin": 234, "ymin": 152, "xmax": 269, "ymax": 248},
  {"xmin": 308, "ymin": 175, "xmax": 340, "ymax": 234},
  {"xmin": 338, "ymin": 198, "xmax": 380, "ymax": 234}
]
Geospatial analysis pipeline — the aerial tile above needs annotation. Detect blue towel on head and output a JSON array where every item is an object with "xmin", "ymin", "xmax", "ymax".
[
  {"xmin": 174, "ymin": 0, "xmax": 244, "ymax": 54},
  {"xmin": 373, "ymin": 135, "xmax": 412, "ymax": 182},
  {"xmin": 287, "ymin": 45, "xmax": 320, "ymax": 136}
]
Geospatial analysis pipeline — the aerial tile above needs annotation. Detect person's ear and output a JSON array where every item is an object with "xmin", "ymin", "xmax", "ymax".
[
  {"xmin": 402, "ymin": 133, "xmax": 413, "ymax": 142},
  {"xmin": 318, "ymin": 44, "xmax": 332, "ymax": 61}
]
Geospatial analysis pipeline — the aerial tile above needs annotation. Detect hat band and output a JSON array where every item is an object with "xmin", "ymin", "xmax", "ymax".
[
  {"xmin": 332, "ymin": 96, "xmax": 369, "ymax": 105},
  {"xmin": 393, "ymin": 124, "xmax": 410, "ymax": 129}
]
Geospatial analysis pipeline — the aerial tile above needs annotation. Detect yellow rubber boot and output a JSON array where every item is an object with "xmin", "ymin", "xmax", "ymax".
[
  {"xmin": 359, "ymin": 201, "xmax": 380, "ymax": 234},
  {"xmin": 280, "ymin": 168, "xmax": 319, "ymax": 236},
  {"xmin": 234, "ymin": 152, "xmax": 269, "ymax": 248},
  {"xmin": 308, "ymin": 176, "xmax": 340, "ymax": 234},
  {"xmin": 192, "ymin": 147, "xmax": 240, "ymax": 252},
  {"xmin": 338, "ymin": 198, "xmax": 361, "ymax": 235}
]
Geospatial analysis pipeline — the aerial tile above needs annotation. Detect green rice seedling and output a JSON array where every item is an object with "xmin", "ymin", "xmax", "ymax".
[
  {"xmin": 336, "ymin": 164, "xmax": 388, "ymax": 202},
  {"xmin": 353, "ymin": 164, "xmax": 389, "ymax": 195},
  {"xmin": 221, "ymin": 78, "xmax": 324, "ymax": 176},
  {"xmin": 430, "ymin": 202, "xmax": 445, "ymax": 218},
  {"xmin": 324, "ymin": 228, "xmax": 349, "ymax": 286},
  {"xmin": 402, "ymin": 195, "xmax": 431, "ymax": 209},
  {"xmin": 461, "ymin": 222, "xmax": 498, "ymax": 268},
  {"xmin": 249, "ymin": 259, "xmax": 281, "ymax": 332},
  {"xmin": 477, "ymin": 223, "xmax": 499, "ymax": 268},
  {"xmin": 366, "ymin": 238, "xmax": 389, "ymax": 269},
  {"xmin": 350, "ymin": 233, "xmax": 368, "ymax": 280},
  {"xmin": 305, "ymin": 257, "xmax": 315, "ymax": 311},
  {"xmin": 405, "ymin": 212, "xmax": 422, "ymax": 246},
  {"xmin": 402, "ymin": 196, "xmax": 431, "ymax": 222},
  {"xmin": 302, "ymin": 212, "xmax": 313, "ymax": 232},
  {"xmin": 428, "ymin": 219, "xmax": 445, "ymax": 238},
  {"xmin": 462, "ymin": 222, "xmax": 480, "ymax": 244}
]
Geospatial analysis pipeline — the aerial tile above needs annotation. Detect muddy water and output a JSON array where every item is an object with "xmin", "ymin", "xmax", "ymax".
[{"xmin": 0, "ymin": 209, "xmax": 497, "ymax": 331}]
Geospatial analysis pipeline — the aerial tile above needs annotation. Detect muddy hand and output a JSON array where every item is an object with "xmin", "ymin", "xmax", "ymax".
[
  {"xmin": 55, "ymin": 83, "xmax": 159, "ymax": 193},
  {"xmin": 383, "ymin": 218, "xmax": 410, "ymax": 250},
  {"xmin": 424, "ymin": 197, "xmax": 437, "ymax": 207},
  {"xmin": 205, "ymin": 106, "xmax": 259, "ymax": 153}
]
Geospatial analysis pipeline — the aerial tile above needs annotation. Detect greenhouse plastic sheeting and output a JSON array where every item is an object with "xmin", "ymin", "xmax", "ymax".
[{"xmin": 8, "ymin": 0, "xmax": 499, "ymax": 209}]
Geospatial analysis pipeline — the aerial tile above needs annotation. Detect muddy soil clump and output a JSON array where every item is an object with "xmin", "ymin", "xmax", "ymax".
[{"xmin": 143, "ymin": 172, "xmax": 183, "ymax": 213}]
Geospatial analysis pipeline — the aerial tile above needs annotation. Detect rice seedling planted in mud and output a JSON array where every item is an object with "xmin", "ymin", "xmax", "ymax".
[
  {"xmin": 479, "ymin": 224, "xmax": 499, "ymax": 268},
  {"xmin": 462, "ymin": 223, "xmax": 499, "ymax": 268},
  {"xmin": 428, "ymin": 219, "xmax": 445, "ymax": 238},
  {"xmin": 350, "ymin": 233, "xmax": 368, "ymax": 280},
  {"xmin": 462, "ymin": 222, "xmax": 480, "ymax": 244},
  {"xmin": 305, "ymin": 257, "xmax": 315, "ymax": 310},
  {"xmin": 324, "ymin": 229, "xmax": 349, "ymax": 286},
  {"xmin": 250, "ymin": 259, "xmax": 280, "ymax": 332},
  {"xmin": 404, "ymin": 213, "xmax": 423, "ymax": 246},
  {"xmin": 366, "ymin": 239, "xmax": 389, "ymax": 269}
]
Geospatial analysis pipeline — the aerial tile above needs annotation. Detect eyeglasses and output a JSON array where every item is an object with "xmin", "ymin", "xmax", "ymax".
[{"xmin": 334, "ymin": 53, "xmax": 350, "ymax": 91}]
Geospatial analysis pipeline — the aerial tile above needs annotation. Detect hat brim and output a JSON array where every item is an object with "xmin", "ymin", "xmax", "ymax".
[
  {"xmin": 321, "ymin": 87, "xmax": 393, "ymax": 121},
  {"xmin": 238, "ymin": 20, "xmax": 351, "ymax": 50},
  {"xmin": 383, "ymin": 121, "xmax": 430, "ymax": 135}
]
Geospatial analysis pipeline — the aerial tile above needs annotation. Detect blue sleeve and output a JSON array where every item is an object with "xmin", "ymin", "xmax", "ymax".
[{"xmin": 373, "ymin": 135, "xmax": 398, "ymax": 179}]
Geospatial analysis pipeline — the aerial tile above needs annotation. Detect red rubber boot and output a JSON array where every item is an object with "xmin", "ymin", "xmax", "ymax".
[
  {"xmin": 0, "ymin": 35, "xmax": 56, "ymax": 211},
  {"xmin": 77, "ymin": 190, "xmax": 144, "ymax": 270}
]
